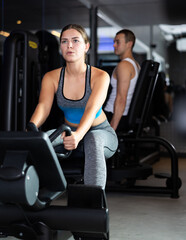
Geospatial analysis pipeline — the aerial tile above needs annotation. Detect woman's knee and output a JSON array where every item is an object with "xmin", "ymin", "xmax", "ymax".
[{"xmin": 84, "ymin": 131, "xmax": 103, "ymax": 151}]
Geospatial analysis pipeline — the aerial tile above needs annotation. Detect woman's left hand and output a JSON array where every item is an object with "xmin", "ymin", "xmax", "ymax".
[{"xmin": 62, "ymin": 131, "xmax": 80, "ymax": 150}]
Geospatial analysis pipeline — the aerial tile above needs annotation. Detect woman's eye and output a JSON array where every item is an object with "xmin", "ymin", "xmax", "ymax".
[{"xmin": 61, "ymin": 40, "xmax": 67, "ymax": 44}]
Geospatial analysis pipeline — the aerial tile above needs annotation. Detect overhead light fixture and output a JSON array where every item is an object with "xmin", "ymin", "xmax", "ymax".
[
  {"xmin": 176, "ymin": 38, "xmax": 186, "ymax": 51},
  {"xmin": 16, "ymin": 20, "xmax": 22, "ymax": 25},
  {"xmin": 163, "ymin": 34, "xmax": 174, "ymax": 42},
  {"xmin": 0, "ymin": 31, "xmax": 10, "ymax": 37},
  {"xmin": 159, "ymin": 24, "xmax": 186, "ymax": 38},
  {"xmin": 51, "ymin": 30, "xmax": 60, "ymax": 38}
]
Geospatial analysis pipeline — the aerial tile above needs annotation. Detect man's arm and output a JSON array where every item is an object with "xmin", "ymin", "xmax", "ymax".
[{"xmin": 110, "ymin": 61, "xmax": 134, "ymax": 130}]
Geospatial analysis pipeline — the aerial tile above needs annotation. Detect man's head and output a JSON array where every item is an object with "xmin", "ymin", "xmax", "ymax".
[{"xmin": 113, "ymin": 29, "xmax": 136, "ymax": 57}]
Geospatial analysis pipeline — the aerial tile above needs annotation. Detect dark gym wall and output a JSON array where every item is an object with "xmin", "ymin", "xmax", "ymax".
[
  {"xmin": 168, "ymin": 42, "xmax": 186, "ymax": 86},
  {"xmin": 165, "ymin": 0, "xmax": 186, "ymax": 87}
]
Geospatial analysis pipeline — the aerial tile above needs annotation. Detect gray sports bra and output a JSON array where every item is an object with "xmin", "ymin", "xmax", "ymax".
[{"xmin": 56, "ymin": 65, "xmax": 102, "ymax": 124}]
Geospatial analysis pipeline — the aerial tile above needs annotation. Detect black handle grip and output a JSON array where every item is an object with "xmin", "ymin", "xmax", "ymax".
[
  {"xmin": 49, "ymin": 124, "xmax": 72, "ymax": 159},
  {"xmin": 27, "ymin": 122, "xmax": 39, "ymax": 132},
  {"xmin": 49, "ymin": 124, "xmax": 71, "ymax": 142}
]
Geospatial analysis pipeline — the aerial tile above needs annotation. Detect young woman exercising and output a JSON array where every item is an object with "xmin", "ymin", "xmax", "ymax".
[{"xmin": 28, "ymin": 24, "xmax": 118, "ymax": 188}]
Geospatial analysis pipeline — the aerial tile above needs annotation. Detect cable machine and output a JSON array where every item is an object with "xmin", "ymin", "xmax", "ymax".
[{"xmin": 0, "ymin": 30, "xmax": 40, "ymax": 131}]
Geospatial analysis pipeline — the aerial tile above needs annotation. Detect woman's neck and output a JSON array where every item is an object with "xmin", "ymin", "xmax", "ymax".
[{"xmin": 65, "ymin": 62, "xmax": 87, "ymax": 76}]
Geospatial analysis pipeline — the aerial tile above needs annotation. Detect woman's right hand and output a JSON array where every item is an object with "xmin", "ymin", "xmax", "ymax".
[{"xmin": 62, "ymin": 131, "xmax": 80, "ymax": 150}]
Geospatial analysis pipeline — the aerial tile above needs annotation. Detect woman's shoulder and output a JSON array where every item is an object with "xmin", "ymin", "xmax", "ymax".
[
  {"xmin": 90, "ymin": 66, "xmax": 110, "ymax": 89},
  {"xmin": 44, "ymin": 67, "xmax": 62, "ymax": 79},
  {"xmin": 90, "ymin": 66, "xmax": 109, "ymax": 79},
  {"xmin": 42, "ymin": 67, "xmax": 62, "ymax": 91}
]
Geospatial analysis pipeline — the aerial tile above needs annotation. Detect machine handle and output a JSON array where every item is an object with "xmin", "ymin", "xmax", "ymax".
[{"xmin": 49, "ymin": 124, "xmax": 72, "ymax": 159}]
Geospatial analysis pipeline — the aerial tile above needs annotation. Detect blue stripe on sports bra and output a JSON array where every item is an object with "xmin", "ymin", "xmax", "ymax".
[{"xmin": 59, "ymin": 106, "xmax": 102, "ymax": 124}]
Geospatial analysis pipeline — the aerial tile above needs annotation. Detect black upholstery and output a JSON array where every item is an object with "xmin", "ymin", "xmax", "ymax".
[
  {"xmin": 126, "ymin": 60, "xmax": 159, "ymax": 135},
  {"xmin": 106, "ymin": 60, "xmax": 181, "ymax": 198}
]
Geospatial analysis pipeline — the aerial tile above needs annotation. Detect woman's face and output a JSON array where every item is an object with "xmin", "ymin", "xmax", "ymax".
[{"xmin": 60, "ymin": 28, "xmax": 89, "ymax": 63}]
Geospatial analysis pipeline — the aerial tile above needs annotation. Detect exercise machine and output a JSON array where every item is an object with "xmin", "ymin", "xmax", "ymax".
[
  {"xmin": 0, "ymin": 125, "xmax": 109, "ymax": 239},
  {"xmin": 106, "ymin": 60, "xmax": 181, "ymax": 198},
  {"xmin": 0, "ymin": 30, "xmax": 40, "ymax": 131}
]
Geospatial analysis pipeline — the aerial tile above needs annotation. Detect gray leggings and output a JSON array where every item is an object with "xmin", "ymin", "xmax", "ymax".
[{"xmin": 47, "ymin": 120, "xmax": 118, "ymax": 188}]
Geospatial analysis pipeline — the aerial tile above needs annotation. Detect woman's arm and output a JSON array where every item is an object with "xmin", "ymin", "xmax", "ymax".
[{"xmin": 29, "ymin": 71, "xmax": 56, "ymax": 128}]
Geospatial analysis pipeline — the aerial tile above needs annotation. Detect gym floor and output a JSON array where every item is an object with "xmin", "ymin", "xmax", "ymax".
[
  {"xmin": 3, "ymin": 157, "xmax": 186, "ymax": 240},
  {"xmin": 106, "ymin": 157, "xmax": 186, "ymax": 240}
]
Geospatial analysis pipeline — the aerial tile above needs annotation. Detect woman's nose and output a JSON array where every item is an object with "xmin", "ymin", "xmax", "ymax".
[{"xmin": 67, "ymin": 41, "xmax": 72, "ymax": 48}]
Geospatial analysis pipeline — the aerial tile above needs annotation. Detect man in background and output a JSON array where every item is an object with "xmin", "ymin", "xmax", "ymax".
[{"xmin": 104, "ymin": 29, "xmax": 140, "ymax": 132}]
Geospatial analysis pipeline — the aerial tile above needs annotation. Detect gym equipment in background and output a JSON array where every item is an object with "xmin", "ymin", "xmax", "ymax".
[
  {"xmin": 0, "ymin": 30, "xmax": 40, "ymax": 131},
  {"xmin": 106, "ymin": 60, "xmax": 181, "ymax": 198}
]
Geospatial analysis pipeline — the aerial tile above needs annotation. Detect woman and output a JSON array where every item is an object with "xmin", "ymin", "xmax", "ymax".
[{"xmin": 28, "ymin": 24, "xmax": 118, "ymax": 188}]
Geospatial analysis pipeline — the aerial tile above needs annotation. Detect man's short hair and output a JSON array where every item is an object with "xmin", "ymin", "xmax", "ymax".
[{"xmin": 116, "ymin": 29, "xmax": 136, "ymax": 49}]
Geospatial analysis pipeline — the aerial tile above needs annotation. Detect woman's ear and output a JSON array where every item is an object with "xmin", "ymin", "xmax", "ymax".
[{"xmin": 85, "ymin": 42, "xmax": 90, "ymax": 53}]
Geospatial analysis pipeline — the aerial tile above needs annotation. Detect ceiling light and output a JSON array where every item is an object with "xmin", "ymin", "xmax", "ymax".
[
  {"xmin": 164, "ymin": 34, "xmax": 174, "ymax": 42},
  {"xmin": 0, "ymin": 31, "xmax": 10, "ymax": 37},
  {"xmin": 176, "ymin": 38, "xmax": 186, "ymax": 51},
  {"xmin": 159, "ymin": 24, "xmax": 186, "ymax": 36},
  {"xmin": 16, "ymin": 20, "xmax": 22, "ymax": 25},
  {"xmin": 51, "ymin": 30, "xmax": 60, "ymax": 38}
]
